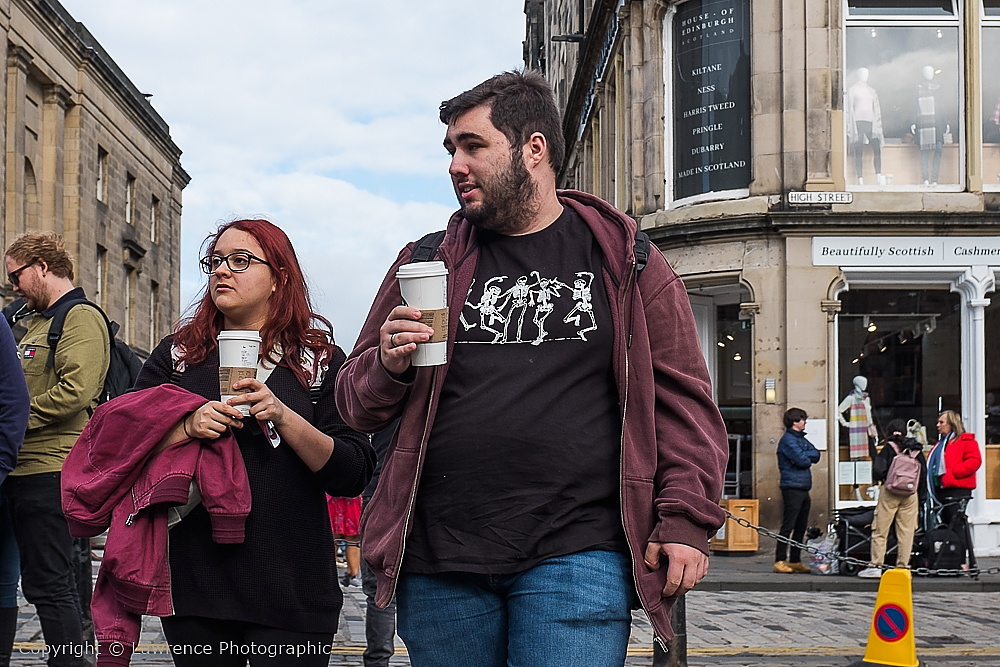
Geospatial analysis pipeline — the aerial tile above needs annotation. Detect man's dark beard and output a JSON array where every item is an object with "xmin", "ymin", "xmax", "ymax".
[{"xmin": 460, "ymin": 151, "xmax": 539, "ymax": 235}]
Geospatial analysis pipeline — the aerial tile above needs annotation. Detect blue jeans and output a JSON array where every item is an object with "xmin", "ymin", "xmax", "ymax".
[{"xmin": 396, "ymin": 550, "xmax": 633, "ymax": 667}]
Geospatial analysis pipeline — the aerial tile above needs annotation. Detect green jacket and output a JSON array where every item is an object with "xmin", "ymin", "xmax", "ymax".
[{"xmin": 14, "ymin": 290, "xmax": 109, "ymax": 475}]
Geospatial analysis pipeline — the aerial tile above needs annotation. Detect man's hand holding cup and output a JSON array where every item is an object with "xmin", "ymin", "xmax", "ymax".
[{"xmin": 380, "ymin": 305, "xmax": 434, "ymax": 376}]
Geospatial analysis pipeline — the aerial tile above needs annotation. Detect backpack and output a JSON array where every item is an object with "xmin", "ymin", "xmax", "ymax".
[
  {"xmin": 884, "ymin": 441, "xmax": 921, "ymax": 496},
  {"xmin": 46, "ymin": 299, "xmax": 144, "ymax": 406},
  {"xmin": 409, "ymin": 228, "xmax": 652, "ymax": 272}
]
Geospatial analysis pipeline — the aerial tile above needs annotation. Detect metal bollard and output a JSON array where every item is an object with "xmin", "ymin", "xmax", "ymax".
[{"xmin": 653, "ymin": 595, "xmax": 686, "ymax": 667}]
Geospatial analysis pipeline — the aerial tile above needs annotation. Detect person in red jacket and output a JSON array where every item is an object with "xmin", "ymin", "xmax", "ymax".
[
  {"xmin": 927, "ymin": 409, "xmax": 982, "ymax": 566},
  {"xmin": 336, "ymin": 71, "xmax": 728, "ymax": 667}
]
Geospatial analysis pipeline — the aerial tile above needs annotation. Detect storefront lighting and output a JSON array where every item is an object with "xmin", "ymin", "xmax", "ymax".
[
  {"xmin": 733, "ymin": 352, "xmax": 742, "ymax": 361},
  {"xmin": 852, "ymin": 357, "xmax": 860, "ymax": 364},
  {"xmin": 866, "ymin": 318, "xmax": 877, "ymax": 332},
  {"xmin": 717, "ymin": 341, "xmax": 726, "ymax": 347},
  {"xmin": 726, "ymin": 334, "xmax": 734, "ymax": 341},
  {"xmin": 880, "ymin": 345, "xmax": 888, "ymax": 353}
]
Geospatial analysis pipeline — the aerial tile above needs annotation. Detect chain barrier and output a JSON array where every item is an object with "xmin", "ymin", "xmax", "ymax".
[{"xmin": 724, "ymin": 510, "xmax": 1000, "ymax": 578}]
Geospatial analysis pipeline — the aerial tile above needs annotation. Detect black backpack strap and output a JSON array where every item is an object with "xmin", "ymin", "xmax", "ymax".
[
  {"xmin": 46, "ymin": 298, "xmax": 102, "ymax": 369},
  {"xmin": 634, "ymin": 230, "xmax": 650, "ymax": 275},
  {"xmin": 410, "ymin": 230, "xmax": 447, "ymax": 262}
]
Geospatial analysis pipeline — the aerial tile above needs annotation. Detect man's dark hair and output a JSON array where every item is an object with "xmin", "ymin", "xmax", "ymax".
[
  {"xmin": 783, "ymin": 408, "xmax": 808, "ymax": 429},
  {"xmin": 439, "ymin": 70, "xmax": 565, "ymax": 173}
]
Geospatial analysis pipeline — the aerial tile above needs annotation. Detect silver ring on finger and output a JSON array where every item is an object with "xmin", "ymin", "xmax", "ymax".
[{"xmin": 390, "ymin": 332, "xmax": 398, "ymax": 347}]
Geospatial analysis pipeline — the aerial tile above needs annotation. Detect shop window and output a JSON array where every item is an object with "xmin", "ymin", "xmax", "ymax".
[
  {"xmin": 844, "ymin": 2, "xmax": 962, "ymax": 188},
  {"xmin": 716, "ymin": 302, "xmax": 752, "ymax": 498},
  {"xmin": 984, "ymin": 296, "xmax": 1000, "ymax": 498},
  {"xmin": 836, "ymin": 289, "xmax": 961, "ymax": 503},
  {"xmin": 982, "ymin": 2, "xmax": 1000, "ymax": 189},
  {"xmin": 848, "ymin": 0, "xmax": 955, "ymax": 16},
  {"xmin": 666, "ymin": 0, "xmax": 751, "ymax": 205}
]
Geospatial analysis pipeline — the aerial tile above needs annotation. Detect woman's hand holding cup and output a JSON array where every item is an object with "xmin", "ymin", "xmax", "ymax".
[
  {"xmin": 228, "ymin": 378, "xmax": 288, "ymax": 424},
  {"xmin": 186, "ymin": 401, "xmax": 245, "ymax": 440}
]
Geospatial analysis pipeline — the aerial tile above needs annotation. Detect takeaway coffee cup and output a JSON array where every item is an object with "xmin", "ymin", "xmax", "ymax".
[
  {"xmin": 396, "ymin": 261, "xmax": 448, "ymax": 366},
  {"xmin": 217, "ymin": 330, "xmax": 262, "ymax": 416}
]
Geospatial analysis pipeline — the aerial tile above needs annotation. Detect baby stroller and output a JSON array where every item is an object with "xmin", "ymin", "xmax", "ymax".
[{"xmin": 834, "ymin": 506, "xmax": 908, "ymax": 574}]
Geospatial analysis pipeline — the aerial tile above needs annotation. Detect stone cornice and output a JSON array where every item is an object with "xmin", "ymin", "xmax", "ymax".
[{"xmin": 646, "ymin": 211, "xmax": 1000, "ymax": 249}]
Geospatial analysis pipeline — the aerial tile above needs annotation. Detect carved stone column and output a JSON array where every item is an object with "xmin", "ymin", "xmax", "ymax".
[
  {"xmin": 5, "ymin": 45, "xmax": 31, "ymax": 240},
  {"xmin": 950, "ymin": 265, "xmax": 995, "ymax": 522},
  {"xmin": 42, "ymin": 83, "xmax": 70, "ymax": 234}
]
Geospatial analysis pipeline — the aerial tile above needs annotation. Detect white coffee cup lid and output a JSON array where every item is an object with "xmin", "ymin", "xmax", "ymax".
[
  {"xmin": 396, "ymin": 261, "xmax": 448, "ymax": 279},
  {"xmin": 218, "ymin": 330, "xmax": 262, "ymax": 342}
]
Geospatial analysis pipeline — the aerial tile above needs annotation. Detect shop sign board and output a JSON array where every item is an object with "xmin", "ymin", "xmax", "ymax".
[
  {"xmin": 813, "ymin": 236, "xmax": 1000, "ymax": 266},
  {"xmin": 787, "ymin": 191, "xmax": 853, "ymax": 205},
  {"xmin": 672, "ymin": 0, "xmax": 751, "ymax": 201}
]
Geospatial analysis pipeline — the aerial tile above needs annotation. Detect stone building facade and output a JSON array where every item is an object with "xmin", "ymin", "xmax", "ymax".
[
  {"xmin": 526, "ymin": 0, "xmax": 1000, "ymax": 556},
  {"xmin": 1, "ymin": 0, "xmax": 187, "ymax": 357}
]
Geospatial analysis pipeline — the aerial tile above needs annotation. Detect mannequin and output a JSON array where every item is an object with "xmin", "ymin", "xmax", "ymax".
[
  {"xmin": 847, "ymin": 67, "xmax": 884, "ymax": 185},
  {"xmin": 838, "ymin": 375, "xmax": 878, "ymax": 459},
  {"xmin": 912, "ymin": 65, "xmax": 947, "ymax": 185}
]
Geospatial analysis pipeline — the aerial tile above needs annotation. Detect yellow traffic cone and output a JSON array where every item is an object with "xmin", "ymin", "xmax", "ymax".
[{"xmin": 861, "ymin": 568, "xmax": 919, "ymax": 667}]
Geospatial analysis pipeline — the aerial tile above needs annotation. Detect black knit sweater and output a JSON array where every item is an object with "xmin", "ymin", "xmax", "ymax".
[{"xmin": 134, "ymin": 335, "xmax": 375, "ymax": 633}]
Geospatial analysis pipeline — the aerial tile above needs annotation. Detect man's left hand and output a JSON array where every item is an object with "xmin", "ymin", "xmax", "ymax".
[{"xmin": 643, "ymin": 542, "xmax": 708, "ymax": 597}]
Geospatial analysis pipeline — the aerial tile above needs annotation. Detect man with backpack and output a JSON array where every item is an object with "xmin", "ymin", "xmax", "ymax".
[
  {"xmin": 3, "ymin": 232, "xmax": 109, "ymax": 666},
  {"xmin": 337, "ymin": 71, "xmax": 728, "ymax": 665},
  {"xmin": 858, "ymin": 419, "xmax": 927, "ymax": 578}
]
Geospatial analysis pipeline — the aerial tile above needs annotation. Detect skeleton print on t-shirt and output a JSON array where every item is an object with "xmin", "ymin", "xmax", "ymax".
[{"xmin": 458, "ymin": 270, "xmax": 598, "ymax": 346}]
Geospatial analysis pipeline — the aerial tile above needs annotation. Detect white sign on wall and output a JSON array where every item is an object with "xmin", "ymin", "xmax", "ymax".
[{"xmin": 812, "ymin": 237, "xmax": 1000, "ymax": 266}]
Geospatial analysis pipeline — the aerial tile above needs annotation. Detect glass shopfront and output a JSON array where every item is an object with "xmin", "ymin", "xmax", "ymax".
[
  {"xmin": 836, "ymin": 288, "xmax": 962, "ymax": 501},
  {"xmin": 844, "ymin": 0, "xmax": 962, "ymax": 188},
  {"xmin": 983, "ymin": 1, "xmax": 1000, "ymax": 189},
  {"xmin": 690, "ymin": 287, "xmax": 752, "ymax": 498}
]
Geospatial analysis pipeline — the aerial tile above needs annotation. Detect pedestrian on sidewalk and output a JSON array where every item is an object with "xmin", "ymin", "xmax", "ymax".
[
  {"xmin": 774, "ymin": 407, "xmax": 821, "ymax": 574},
  {"xmin": 327, "ymin": 495, "xmax": 362, "ymax": 588},
  {"xmin": 926, "ymin": 409, "xmax": 981, "ymax": 568},
  {"xmin": 359, "ymin": 421, "xmax": 397, "ymax": 667},
  {"xmin": 0, "ymin": 314, "xmax": 29, "ymax": 667},
  {"xmin": 4, "ymin": 233, "xmax": 109, "ymax": 667},
  {"xmin": 336, "ymin": 70, "xmax": 728, "ymax": 667},
  {"xmin": 114, "ymin": 219, "xmax": 374, "ymax": 665},
  {"xmin": 858, "ymin": 420, "xmax": 926, "ymax": 578}
]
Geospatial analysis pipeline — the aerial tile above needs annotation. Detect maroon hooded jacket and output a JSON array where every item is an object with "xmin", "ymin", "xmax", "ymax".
[
  {"xmin": 335, "ymin": 190, "xmax": 727, "ymax": 642},
  {"xmin": 61, "ymin": 384, "xmax": 251, "ymax": 666}
]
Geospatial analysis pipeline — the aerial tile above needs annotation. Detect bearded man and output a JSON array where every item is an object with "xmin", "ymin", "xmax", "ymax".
[{"xmin": 336, "ymin": 71, "xmax": 728, "ymax": 667}]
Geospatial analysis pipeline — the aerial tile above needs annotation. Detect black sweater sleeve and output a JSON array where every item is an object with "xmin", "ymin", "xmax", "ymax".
[
  {"xmin": 134, "ymin": 336, "xmax": 176, "ymax": 391},
  {"xmin": 310, "ymin": 345, "xmax": 375, "ymax": 497}
]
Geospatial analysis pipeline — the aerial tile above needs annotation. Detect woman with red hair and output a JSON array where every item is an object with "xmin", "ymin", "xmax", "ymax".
[{"xmin": 134, "ymin": 219, "xmax": 375, "ymax": 666}]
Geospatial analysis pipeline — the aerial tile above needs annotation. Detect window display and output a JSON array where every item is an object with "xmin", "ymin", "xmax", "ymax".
[
  {"xmin": 836, "ymin": 289, "xmax": 961, "ymax": 503},
  {"xmin": 982, "ymin": 4, "xmax": 1000, "ymax": 188},
  {"xmin": 844, "ymin": 2, "xmax": 961, "ymax": 188},
  {"xmin": 847, "ymin": 68, "xmax": 884, "ymax": 185}
]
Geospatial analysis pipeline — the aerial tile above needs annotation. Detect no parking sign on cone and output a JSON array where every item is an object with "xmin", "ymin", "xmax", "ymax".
[{"xmin": 858, "ymin": 568, "xmax": 919, "ymax": 667}]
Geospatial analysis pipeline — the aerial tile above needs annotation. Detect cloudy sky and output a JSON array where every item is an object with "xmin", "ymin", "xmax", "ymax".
[{"xmin": 58, "ymin": 0, "xmax": 526, "ymax": 348}]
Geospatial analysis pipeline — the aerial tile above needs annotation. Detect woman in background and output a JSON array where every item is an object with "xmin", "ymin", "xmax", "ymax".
[{"xmin": 926, "ymin": 410, "xmax": 981, "ymax": 568}]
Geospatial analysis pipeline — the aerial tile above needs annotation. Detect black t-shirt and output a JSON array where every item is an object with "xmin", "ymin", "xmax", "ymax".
[{"xmin": 403, "ymin": 207, "xmax": 626, "ymax": 575}]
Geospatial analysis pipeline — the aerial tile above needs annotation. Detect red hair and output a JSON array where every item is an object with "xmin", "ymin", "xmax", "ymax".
[{"xmin": 174, "ymin": 219, "xmax": 334, "ymax": 387}]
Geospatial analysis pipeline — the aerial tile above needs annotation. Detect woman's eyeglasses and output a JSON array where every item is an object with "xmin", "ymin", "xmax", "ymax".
[{"xmin": 200, "ymin": 251, "xmax": 272, "ymax": 275}]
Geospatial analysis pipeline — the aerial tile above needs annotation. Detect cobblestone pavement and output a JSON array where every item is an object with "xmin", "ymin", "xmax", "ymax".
[{"xmin": 11, "ymin": 567, "xmax": 1000, "ymax": 665}]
